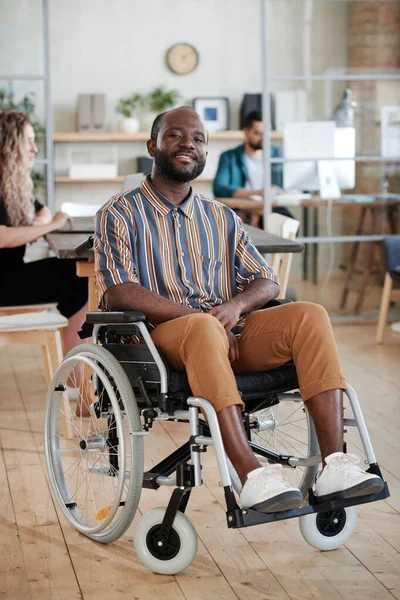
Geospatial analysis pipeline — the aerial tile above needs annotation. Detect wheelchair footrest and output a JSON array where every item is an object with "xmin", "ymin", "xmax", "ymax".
[{"xmin": 227, "ymin": 482, "xmax": 390, "ymax": 529}]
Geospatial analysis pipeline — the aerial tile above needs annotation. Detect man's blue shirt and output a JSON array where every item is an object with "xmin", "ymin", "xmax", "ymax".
[{"xmin": 213, "ymin": 144, "xmax": 283, "ymax": 198}]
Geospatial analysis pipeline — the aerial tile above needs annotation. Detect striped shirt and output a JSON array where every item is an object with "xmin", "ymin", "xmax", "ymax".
[{"xmin": 94, "ymin": 176, "xmax": 278, "ymax": 332}]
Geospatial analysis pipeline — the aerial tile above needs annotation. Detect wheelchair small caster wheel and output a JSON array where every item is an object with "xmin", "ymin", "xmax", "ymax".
[
  {"xmin": 299, "ymin": 506, "xmax": 357, "ymax": 551},
  {"xmin": 133, "ymin": 508, "xmax": 198, "ymax": 574}
]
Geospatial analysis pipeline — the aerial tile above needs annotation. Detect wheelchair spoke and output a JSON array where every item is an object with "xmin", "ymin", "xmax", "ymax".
[
  {"xmin": 273, "ymin": 427, "xmax": 307, "ymax": 458},
  {"xmin": 64, "ymin": 455, "xmax": 85, "ymax": 485},
  {"xmin": 246, "ymin": 397, "xmax": 319, "ymax": 496},
  {"xmin": 45, "ymin": 344, "xmax": 143, "ymax": 539}
]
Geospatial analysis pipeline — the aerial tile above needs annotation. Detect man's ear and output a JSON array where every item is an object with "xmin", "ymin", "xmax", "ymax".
[{"xmin": 147, "ymin": 139, "xmax": 156, "ymax": 157}]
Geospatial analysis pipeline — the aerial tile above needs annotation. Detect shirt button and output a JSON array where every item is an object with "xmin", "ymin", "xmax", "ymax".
[
  {"xmin": 177, "ymin": 224, "xmax": 181, "ymax": 228},
  {"xmin": 181, "ymin": 252, "xmax": 185, "ymax": 257}
]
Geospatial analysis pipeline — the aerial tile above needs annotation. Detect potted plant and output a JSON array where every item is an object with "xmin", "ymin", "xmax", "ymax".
[
  {"xmin": 0, "ymin": 83, "xmax": 45, "ymax": 142},
  {"xmin": 116, "ymin": 93, "xmax": 143, "ymax": 133},
  {"xmin": 141, "ymin": 86, "xmax": 180, "ymax": 131}
]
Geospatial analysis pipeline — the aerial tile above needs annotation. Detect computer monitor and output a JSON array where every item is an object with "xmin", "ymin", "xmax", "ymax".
[{"xmin": 283, "ymin": 121, "xmax": 355, "ymax": 195}]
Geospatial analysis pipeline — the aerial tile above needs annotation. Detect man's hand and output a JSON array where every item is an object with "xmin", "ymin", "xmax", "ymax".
[
  {"xmin": 227, "ymin": 332, "xmax": 239, "ymax": 365},
  {"xmin": 209, "ymin": 301, "xmax": 241, "ymax": 333}
]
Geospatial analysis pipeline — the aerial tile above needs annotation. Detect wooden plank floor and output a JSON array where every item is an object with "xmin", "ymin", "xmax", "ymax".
[{"xmin": 0, "ymin": 323, "xmax": 399, "ymax": 600}]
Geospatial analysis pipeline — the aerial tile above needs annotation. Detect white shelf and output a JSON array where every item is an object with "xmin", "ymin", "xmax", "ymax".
[
  {"xmin": 55, "ymin": 176, "xmax": 124, "ymax": 183},
  {"xmin": 53, "ymin": 130, "xmax": 283, "ymax": 142},
  {"xmin": 55, "ymin": 176, "xmax": 214, "ymax": 184}
]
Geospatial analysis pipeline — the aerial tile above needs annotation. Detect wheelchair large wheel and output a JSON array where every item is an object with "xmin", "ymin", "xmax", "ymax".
[
  {"xmin": 248, "ymin": 396, "xmax": 320, "ymax": 497},
  {"xmin": 134, "ymin": 508, "xmax": 198, "ymax": 574},
  {"xmin": 44, "ymin": 344, "xmax": 144, "ymax": 544},
  {"xmin": 231, "ymin": 395, "xmax": 320, "ymax": 499},
  {"xmin": 299, "ymin": 506, "xmax": 357, "ymax": 551}
]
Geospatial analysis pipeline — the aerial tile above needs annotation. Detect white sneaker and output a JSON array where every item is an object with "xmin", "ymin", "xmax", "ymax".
[
  {"xmin": 240, "ymin": 464, "xmax": 303, "ymax": 513},
  {"xmin": 313, "ymin": 452, "xmax": 384, "ymax": 500}
]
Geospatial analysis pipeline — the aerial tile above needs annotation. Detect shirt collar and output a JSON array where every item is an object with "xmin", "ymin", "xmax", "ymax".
[{"xmin": 141, "ymin": 175, "xmax": 195, "ymax": 220}]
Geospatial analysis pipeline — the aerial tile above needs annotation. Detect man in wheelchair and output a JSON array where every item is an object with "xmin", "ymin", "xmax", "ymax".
[{"xmin": 94, "ymin": 106, "xmax": 384, "ymax": 515}]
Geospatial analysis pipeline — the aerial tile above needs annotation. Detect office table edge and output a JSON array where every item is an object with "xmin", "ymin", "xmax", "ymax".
[{"xmin": 46, "ymin": 229, "xmax": 304, "ymax": 259}]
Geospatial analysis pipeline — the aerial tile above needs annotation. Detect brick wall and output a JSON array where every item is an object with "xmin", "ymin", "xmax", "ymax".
[{"xmin": 347, "ymin": 1, "xmax": 400, "ymax": 197}]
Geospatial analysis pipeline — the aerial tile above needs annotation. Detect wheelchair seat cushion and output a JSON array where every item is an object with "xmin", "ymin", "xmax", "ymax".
[{"xmin": 169, "ymin": 361, "xmax": 299, "ymax": 402}]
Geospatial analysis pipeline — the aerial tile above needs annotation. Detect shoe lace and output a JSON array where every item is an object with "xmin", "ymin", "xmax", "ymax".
[
  {"xmin": 315, "ymin": 453, "xmax": 362, "ymax": 483},
  {"xmin": 248, "ymin": 466, "xmax": 291, "ymax": 489},
  {"xmin": 328, "ymin": 453, "xmax": 365, "ymax": 476},
  {"xmin": 332, "ymin": 453, "xmax": 360, "ymax": 465}
]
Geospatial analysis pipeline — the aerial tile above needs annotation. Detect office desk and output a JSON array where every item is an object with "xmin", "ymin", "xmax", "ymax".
[
  {"xmin": 46, "ymin": 221, "xmax": 304, "ymax": 311},
  {"xmin": 301, "ymin": 196, "xmax": 399, "ymax": 285},
  {"xmin": 218, "ymin": 195, "xmax": 400, "ymax": 284}
]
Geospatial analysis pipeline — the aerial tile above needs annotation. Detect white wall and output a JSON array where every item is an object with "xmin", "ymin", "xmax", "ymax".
[
  {"xmin": 1, "ymin": 0, "xmax": 349, "ymax": 275},
  {"xmin": 1, "ymin": 0, "xmax": 348, "ymax": 131}
]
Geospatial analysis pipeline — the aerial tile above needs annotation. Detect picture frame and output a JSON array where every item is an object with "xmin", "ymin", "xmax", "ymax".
[{"xmin": 193, "ymin": 97, "xmax": 230, "ymax": 132}]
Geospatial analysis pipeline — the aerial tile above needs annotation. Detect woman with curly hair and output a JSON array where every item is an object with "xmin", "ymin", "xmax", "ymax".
[{"xmin": 0, "ymin": 110, "xmax": 88, "ymax": 354}]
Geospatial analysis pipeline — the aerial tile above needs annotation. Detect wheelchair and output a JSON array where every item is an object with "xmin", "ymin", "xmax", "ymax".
[{"xmin": 43, "ymin": 307, "xmax": 389, "ymax": 575}]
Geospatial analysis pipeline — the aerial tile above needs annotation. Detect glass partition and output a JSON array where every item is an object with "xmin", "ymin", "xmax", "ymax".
[{"xmin": 263, "ymin": 0, "xmax": 400, "ymax": 319}]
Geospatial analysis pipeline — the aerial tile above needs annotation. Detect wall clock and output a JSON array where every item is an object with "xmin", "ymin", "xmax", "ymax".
[{"xmin": 166, "ymin": 43, "xmax": 199, "ymax": 75}]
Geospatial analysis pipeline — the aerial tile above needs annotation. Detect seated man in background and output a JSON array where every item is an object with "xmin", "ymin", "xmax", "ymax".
[
  {"xmin": 213, "ymin": 110, "xmax": 292, "ymax": 218},
  {"xmin": 95, "ymin": 106, "xmax": 383, "ymax": 514}
]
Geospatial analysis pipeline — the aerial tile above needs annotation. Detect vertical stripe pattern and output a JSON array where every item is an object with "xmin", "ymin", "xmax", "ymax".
[{"xmin": 95, "ymin": 176, "xmax": 278, "ymax": 331}]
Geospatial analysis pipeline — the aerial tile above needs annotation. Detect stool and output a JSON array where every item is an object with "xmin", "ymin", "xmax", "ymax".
[
  {"xmin": 267, "ymin": 213, "xmax": 300, "ymax": 298},
  {"xmin": 376, "ymin": 236, "xmax": 400, "ymax": 343},
  {"xmin": 0, "ymin": 302, "xmax": 58, "ymax": 316},
  {"xmin": 0, "ymin": 311, "xmax": 73, "ymax": 438},
  {"xmin": 340, "ymin": 203, "xmax": 398, "ymax": 314}
]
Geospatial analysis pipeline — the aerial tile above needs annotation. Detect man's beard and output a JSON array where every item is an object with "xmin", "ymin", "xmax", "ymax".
[
  {"xmin": 248, "ymin": 141, "xmax": 263, "ymax": 151},
  {"xmin": 154, "ymin": 148, "xmax": 206, "ymax": 183}
]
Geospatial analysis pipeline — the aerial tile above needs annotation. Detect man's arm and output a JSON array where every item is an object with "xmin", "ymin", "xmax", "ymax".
[
  {"xmin": 209, "ymin": 279, "xmax": 279, "ymax": 332},
  {"xmin": 232, "ymin": 186, "xmax": 282, "ymax": 198},
  {"xmin": 232, "ymin": 187, "xmax": 263, "ymax": 198},
  {"xmin": 213, "ymin": 152, "xmax": 239, "ymax": 198},
  {"xmin": 105, "ymin": 282, "xmax": 199, "ymax": 323},
  {"xmin": 209, "ymin": 216, "xmax": 280, "ymax": 332}
]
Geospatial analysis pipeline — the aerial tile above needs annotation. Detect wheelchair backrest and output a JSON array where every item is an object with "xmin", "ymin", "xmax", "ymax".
[{"xmin": 101, "ymin": 325, "xmax": 167, "ymax": 405}]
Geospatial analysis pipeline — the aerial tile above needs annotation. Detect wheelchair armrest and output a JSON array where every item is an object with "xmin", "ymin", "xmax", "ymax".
[
  {"xmin": 86, "ymin": 310, "xmax": 147, "ymax": 324},
  {"xmin": 262, "ymin": 299, "xmax": 292, "ymax": 309},
  {"xmin": 85, "ymin": 300, "xmax": 291, "ymax": 325}
]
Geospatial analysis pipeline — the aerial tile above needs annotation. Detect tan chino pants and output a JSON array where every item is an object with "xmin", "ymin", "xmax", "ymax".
[{"xmin": 150, "ymin": 302, "xmax": 346, "ymax": 412}]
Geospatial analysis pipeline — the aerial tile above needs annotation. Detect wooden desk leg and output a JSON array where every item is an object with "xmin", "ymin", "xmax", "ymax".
[
  {"xmin": 76, "ymin": 261, "xmax": 97, "ymax": 416},
  {"xmin": 353, "ymin": 206, "xmax": 381, "ymax": 315},
  {"xmin": 88, "ymin": 276, "xmax": 98, "ymax": 311},
  {"xmin": 376, "ymin": 273, "xmax": 393, "ymax": 343},
  {"xmin": 313, "ymin": 206, "xmax": 319, "ymax": 285},
  {"xmin": 340, "ymin": 207, "xmax": 367, "ymax": 310},
  {"xmin": 354, "ymin": 240, "xmax": 375, "ymax": 314},
  {"xmin": 388, "ymin": 204, "xmax": 398, "ymax": 234},
  {"xmin": 76, "ymin": 261, "xmax": 98, "ymax": 312},
  {"xmin": 303, "ymin": 206, "xmax": 309, "ymax": 281}
]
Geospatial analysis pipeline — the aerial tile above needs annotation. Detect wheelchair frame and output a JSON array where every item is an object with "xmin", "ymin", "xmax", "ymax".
[
  {"xmin": 44, "ymin": 309, "xmax": 390, "ymax": 573},
  {"xmin": 89, "ymin": 312, "xmax": 389, "ymax": 541}
]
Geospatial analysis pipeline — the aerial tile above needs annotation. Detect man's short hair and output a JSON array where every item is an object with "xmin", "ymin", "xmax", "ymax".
[
  {"xmin": 150, "ymin": 107, "xmax": 209, "ymax": 143},
  {"xmin": 243, "ymin": 110, "xmax": 262, "ymax": 129},
  {"xmin": 150, "ymin": 112, "xmax": 167, "ymax": 141}
]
